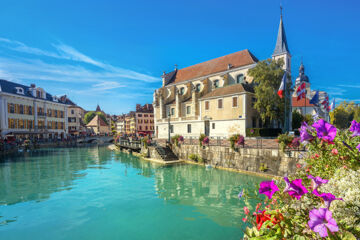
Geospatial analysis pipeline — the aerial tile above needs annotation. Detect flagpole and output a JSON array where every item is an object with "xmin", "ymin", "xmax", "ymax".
[{"xmin": 305, "ymin": 88, "xmax": 307, "ymax": 116}]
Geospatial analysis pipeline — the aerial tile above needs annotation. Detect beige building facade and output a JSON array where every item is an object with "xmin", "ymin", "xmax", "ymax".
[
  {"xmin": 154, "ymin": 14, "xmax": 292, "ymax": 140},
  {"xmin": 0, "ymin": 80, "xmax": 68, "ymax": 139}
]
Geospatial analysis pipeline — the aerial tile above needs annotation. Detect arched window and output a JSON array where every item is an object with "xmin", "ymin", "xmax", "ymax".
[
  {"xmin": 179, "ymin": 87, "xmax": 185, "ymax": 95},
  {"xmin": 195, "ymin": 83, "xmax": 201, "ymax": 92},
  {"xmin": 236, "ymin": 74, "xmax": 245, "ymax": 84},
  {"xmin": 213, "ymin": 80, "xmax": 219, "ymax": 88}
]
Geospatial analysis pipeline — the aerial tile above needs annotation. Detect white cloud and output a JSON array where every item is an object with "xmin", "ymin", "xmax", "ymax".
[
  {"xmin": 0, "ymin": 37, "xmax": 158, "ymax": 83},
  {"xmin": 337, "ymin": 84, "xmax": 360, "ymax": 89}
]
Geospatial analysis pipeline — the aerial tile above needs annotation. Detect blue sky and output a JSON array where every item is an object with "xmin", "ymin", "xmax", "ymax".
[{"xmin": 0, "ymin": 0, "xmax": 359, "ymax": 114}]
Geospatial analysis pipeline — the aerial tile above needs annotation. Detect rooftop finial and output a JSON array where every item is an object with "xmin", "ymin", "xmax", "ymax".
[
  {"xmin": 280, "ymin": 5, "xmax": 283, "ymax": 18},
  {"xmin": 174, "ymin": 64, "xmax": 178, "ymax": 70}
]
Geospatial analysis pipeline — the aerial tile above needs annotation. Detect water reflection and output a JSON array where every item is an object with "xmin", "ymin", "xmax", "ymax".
[
  {"xmin": 153, "ymin": 164, "xmax": 264, "ymax": 227},
  {"xmin": 0, "ymin": 146, "xmax": 111, "ymax": 206},
  {"xmin": 0, "ymin": 147, "xmax": 264, "ymax": 231}
]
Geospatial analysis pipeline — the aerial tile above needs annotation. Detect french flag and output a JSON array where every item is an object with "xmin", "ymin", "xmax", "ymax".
[
  {"xmin": 277, "ymin": 72, "xmax": 287, "ymax": 99},
  {"xmin": 296, "ymin": 82, "xmax": 306, "ymax": 101}
]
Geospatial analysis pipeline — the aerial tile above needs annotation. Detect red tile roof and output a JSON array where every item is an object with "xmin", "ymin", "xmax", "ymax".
[
  {"xmin": 166, "ymin": 49, "xmax": 258, "ymax": 85},
  {"xmin": 201, "ymin": 84, "xmax": 250, "ymax": 99},
  {"xmin": 292, "ymin": 97, "xmax": 315, "ymax": 107}
]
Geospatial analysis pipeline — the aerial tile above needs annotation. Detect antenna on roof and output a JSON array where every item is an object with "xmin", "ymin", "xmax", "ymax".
[{"xmin": 280, "ymin": 2, "xmax": 283, "ymax": 18}]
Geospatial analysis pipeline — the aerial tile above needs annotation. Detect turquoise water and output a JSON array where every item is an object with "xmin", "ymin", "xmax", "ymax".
[{"xmin": 0, "ymin": 146, "xmax": 264, "ymax": 240}]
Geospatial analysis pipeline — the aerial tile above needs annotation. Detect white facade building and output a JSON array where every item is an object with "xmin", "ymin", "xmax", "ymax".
[{"xmin": 0, "ymin": 80, "xmax": 69, "ymax": 139}]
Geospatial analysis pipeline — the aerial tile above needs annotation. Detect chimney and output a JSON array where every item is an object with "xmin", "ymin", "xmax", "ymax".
[{"xmin": 228, "ymin": 64, "xmax": 232, "ymax": 70}]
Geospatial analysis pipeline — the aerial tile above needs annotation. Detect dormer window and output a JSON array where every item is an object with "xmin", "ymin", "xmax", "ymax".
[
  {"xmin": 213, "ymin": 80, "xmax": 219, "ymax": 88},
  {"xmin": 236, "ymin": 74, "xmax": 245, "ymax": 84},
  {"xmin": 52, "ymin": 96, "xmax": 58, "ymax": 102},
  {"xmin": 179, "ymin": 87, "xmax": 185, "ymax": 95},
  {"xmin": 15, "ymin": 87, "xmax": 24, "ymax": 95},
  {"xmin": 195, "ymin": 83, "xmax": 201, "ymax": 92}
]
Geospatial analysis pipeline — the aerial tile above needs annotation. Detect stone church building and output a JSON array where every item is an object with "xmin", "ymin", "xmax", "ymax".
[{"xmin": 153, "ymin": 13, "xmax": 296, "ymax": 140}]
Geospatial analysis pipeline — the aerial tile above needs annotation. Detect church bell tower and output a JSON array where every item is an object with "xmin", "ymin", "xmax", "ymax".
[{"xmin": 272, "ymin": 8, "xmax": 291, "ymax": 75}]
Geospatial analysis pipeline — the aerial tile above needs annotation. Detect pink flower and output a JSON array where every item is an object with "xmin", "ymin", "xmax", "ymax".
[
  {"xmin": 296, "ymin": 163, "xmax": 302, "ymax": 168},
  {"xmin": 259, "ymin": 180, "xmax": 279, "ymax": 199},
  {"xmin": 357, "ymin": 143, "xmax": 360, "ymax": 153},
  {"xmin": 283, "ymin": 177, "xmax": 308, "ymax": 200},
  {"xmin": 312, "ymin": 119, "xmax": 337, "ymax": 142},
  {"xmin": 243, "ymin": 206, "xmax": 249, "ymax": 215},
  {"xmin": 307, "ymin": 175, "xmax": 328, "ymax": 190},
  {"xmin": 242, "ymin": 217, "xmax": 247, "ymax": 222},
  {"xmin": 308, "ymin": 208, "xmax": 339, "ymax": 237},
  {"xmin": 331, "ymin": 148, "xmax": 338, "ymax": 155}
]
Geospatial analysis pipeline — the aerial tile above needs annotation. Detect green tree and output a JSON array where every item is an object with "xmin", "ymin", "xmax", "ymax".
[
  {"xmin": 248, "ymin": 59, "xmax": 290, "ymax": 125},
  {"xmin": 330, "ymin": 101, "xmax": 356, "ymax": 129},
  {"xmin": 84, "ymin": 111, "xmax": 108, "ymax": 125},
  {"xmin": 292, "ymin": 111, "xmax": 303, "ymax": 130}
]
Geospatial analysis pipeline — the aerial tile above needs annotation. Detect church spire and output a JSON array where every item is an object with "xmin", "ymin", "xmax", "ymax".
[{"xmin": 272, "ymin": 7, "xmax": 290, "ymax": 57}]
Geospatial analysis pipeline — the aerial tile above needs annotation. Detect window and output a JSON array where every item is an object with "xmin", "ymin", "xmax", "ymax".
[
  {"xmin": 171, "ymin": 108, "xmax": 175, "ymax": 116},
  {"xmin": 179, "ymin": 87, "xmax": 185, "ymax": 95},
  {"xmin": 236, "ymin": 74, "xmax": 245, "ymax": 84},
  {"xmin": 28, "ymin": 106, "xmax": 32, "ymax": 115},
  {"xmin": 19, "ymin": 105, "xmax": 24, "ymax": 114},
  {"xmin": 8, "ymin": 103, "xmax": 15, "ymax": 113},
  {"xmin": 48, "ymin": 109, "xmax": 52, "ymax": 117},
  {"xmin": 144, "ymin": 114, "xmax": 148, "ymax": 117},
  {"xmin": 71, "ymin": 110, "xmax": 74, "ymax": 114},
  {"xmin": 138, "ymin": 114, "xmax": 142, "ymax": 117},
  {"xmin": 139, "ymin": 126, "xmax": 142, "ymax": 130},
  {"xmin": 205, "ymin": 101, "xmax": 209, "ymax": 110},
  {"xmin": 232, "ymin": 97, "xmax": 238, "ymax": 107},
  {"xmin": 150, "ymin": 114, "xmax": 153, "ymax": 117},
  {"xmin": 212, "ymin": 123, "xmax": 215, "ymax": 129},
  {"xmin": 60, "ymin": 111, "xmax": 64, "ymax": 118},
  {"xmin": 170, "ymin": 125, "xmax": 174, "ymax": 133},
  {"xmin": 218, "ymin": 99, "xmax": 223, "ymax": 109},
  {"xmin": 187, "ymin": 124, "xmax": 191, "ymax": 133},
  {"xmin": 15, "ymin": 87, "xmax": 24, "ymax": 95},
  {"xmin": 145, "ymin": 126, "xmax": 148, "ymax": 130},
  {"xmin": 213, "ymin": 80, "xmax": 219, "ymax": 88},
  {"xmin": 195, "ymin": 83, "xmax": 201, "ymax": 92},
  {"xmin": 186, "ymin": 106, "xmax": 191, "ymax": 115}
]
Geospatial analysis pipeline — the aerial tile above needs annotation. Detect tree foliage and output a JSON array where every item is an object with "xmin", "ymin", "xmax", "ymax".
[
  {"xmin": 330, "ymin": 101, "xmax": 359, "ymax": 129},
  {"xmin": 84, "ymin": 111, "xmax": 108, "ymax": 125},
  {"xmin": 292, "ymin": 111, "xmax": 303, "ymax": 130},
  {"xmin": 248, "ymin": 59, "xmax": 290, "ymax": 124}
]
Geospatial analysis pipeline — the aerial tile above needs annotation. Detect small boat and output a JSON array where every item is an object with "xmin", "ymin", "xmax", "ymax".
[{"xmin": 205, "ymin": 164, "xmax": 212, "ymax": 169}]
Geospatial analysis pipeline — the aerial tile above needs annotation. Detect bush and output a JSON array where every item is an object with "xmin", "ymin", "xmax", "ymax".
[
  {"xmin": 189, "ymin": 153, "xmax": 199, "ymax": 162},
  {"xmin": 229, "ymin": 134, "xmax": 245, "ymax": 150},
  {"xmin": 199, "ymin": 134, "xmax": 209, "ymax": 147},
  {"xmin": 277, "ymin": 133, "xmax": 294, "ymax": 152},
  {"xmin": 246, "ymin": 128, "xmax": 282, "ymax": 137},
  {"xmin": 171, "ymin": 134, "xmax": 181, "ymax": 147}
]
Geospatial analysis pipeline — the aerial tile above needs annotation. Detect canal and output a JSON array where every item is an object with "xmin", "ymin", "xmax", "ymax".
[{"xmin": 0, "ymin": 146, "xmax": 265, "ymax": 240}]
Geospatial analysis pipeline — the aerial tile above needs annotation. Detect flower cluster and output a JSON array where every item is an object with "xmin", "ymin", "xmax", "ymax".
[
  {"xmin": 229, "ymin": 134, "xmax": 245, "ymax": 150},
  {"xmin": 242, "ymin": 119, "xmax": 360, "ymax": 239}
]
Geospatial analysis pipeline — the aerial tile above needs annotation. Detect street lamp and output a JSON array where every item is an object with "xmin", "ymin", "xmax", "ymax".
[{"xmin": 168, "ymin": 111, "xmax": 171, "ymax": 144}]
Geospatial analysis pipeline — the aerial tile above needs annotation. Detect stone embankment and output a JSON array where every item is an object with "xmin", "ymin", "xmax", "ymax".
[{"xmin": 171, "ymin": 144, "xmax": 305, "ymax": 177}]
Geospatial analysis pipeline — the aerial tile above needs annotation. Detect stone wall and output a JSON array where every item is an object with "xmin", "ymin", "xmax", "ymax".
[{"xmin": 171, "ymin": 144, "xmax": 305, "ymax": 177}]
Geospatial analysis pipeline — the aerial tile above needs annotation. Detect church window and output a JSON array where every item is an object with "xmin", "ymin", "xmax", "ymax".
[
  {"xmin": 232, "ymin": 97, "xmax": 238, "ymax": 107},
  {"xmin": 195, "ymin": 84, "xmax": 201, "ymax": 92},
  {"xmin": 218, "ymin": 99, "xmax": 223, "ymax": 109},
  {"xmin": 236, "ymin": 74, "xmax": 245, "ymax": 84},
  {"xmin": 205, "ymin": 101, "xmax": 209, "ymax": 110},
  {"xmin": 186, "ymin": 106, "xmax": 191, "ymax": 115}
]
